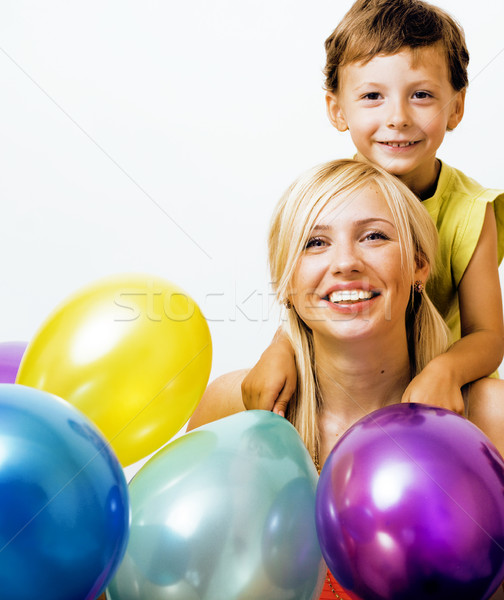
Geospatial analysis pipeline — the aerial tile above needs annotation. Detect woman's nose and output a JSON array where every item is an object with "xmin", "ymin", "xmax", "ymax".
[{"xmin": 329, "ymin": 244, "xmax": 363, "ymax": 274}]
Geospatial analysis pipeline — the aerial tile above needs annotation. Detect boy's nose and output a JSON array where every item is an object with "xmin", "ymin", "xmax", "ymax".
[{"xmin": 387, "ymin": 99, "xmax": 411, "ymax": 129}]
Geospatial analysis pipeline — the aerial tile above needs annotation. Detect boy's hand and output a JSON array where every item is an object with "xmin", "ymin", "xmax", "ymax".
[
  {"xmin": 241, "ymin": 339, "xmax": 297, "ymax": 417},
  {"xmin": 401, "ymin": 359, "xmax": 465, "ymax": 415}
]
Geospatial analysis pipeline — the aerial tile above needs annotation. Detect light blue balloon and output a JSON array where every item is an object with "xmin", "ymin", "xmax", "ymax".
[
  {"xmin": 0, "ymin": 384, "xmax": 130, "ymax": 600},
  {"xmin": 107, "ymin": 411, "xmax": 324, "ymax": 600}
]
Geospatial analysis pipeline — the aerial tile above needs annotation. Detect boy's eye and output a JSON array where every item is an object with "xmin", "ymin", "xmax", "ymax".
[
  {"xmin": 412, "ymin": 91, "xmax": 433, "ymax": 99},
  {"xmin": 362, "ymin": 92, "xmax": 381, "ymax": 101},
  {"xmin": 305, "ymin": 237, "xmax": 326, "ymax": 249}
]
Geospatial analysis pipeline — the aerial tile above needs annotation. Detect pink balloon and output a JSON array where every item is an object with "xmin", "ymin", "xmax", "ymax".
[
  {"xmin": 0, "ymin": 341, "xmax": 27, "ymax": 383},
  {"xmin": 316, "ymin": 403, "xmax": 504, "ymax": 600}
]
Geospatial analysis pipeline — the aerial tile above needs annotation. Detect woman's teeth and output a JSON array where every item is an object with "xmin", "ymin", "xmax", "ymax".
[{"xmin": 328, "ymin": 290, "xmax": 375, "ymax": 304}]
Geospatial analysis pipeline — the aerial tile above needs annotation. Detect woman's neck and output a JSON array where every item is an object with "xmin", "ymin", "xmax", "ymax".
[{"xmin": 314, "ymin": 335, "xmax": 411, "ymax": 464}]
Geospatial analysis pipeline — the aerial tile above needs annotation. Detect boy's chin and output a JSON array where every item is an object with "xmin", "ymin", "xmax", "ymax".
[
  {"xmin": 373, "ymin": 156, "xmax": 423, "ymax": 178},
  {"xmin": 355, "ymin": 151, "xmax": 412, "ymax": 174}
]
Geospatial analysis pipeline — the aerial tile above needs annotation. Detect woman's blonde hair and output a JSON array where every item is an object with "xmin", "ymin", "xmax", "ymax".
[{"xmin": 268, "ymin": 159, "xmax": 449, "ymax": 457}]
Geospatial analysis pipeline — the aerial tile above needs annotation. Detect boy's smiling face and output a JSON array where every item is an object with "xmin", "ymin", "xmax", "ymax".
[{"xmin": 326, "ymin": 45, "xmax": 465, "ymax": 198}]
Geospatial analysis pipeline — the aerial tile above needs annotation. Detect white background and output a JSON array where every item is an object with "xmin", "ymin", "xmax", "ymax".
[{"xmin": 1, "ymin": 1, "xmax": 503, "ymax": 471}]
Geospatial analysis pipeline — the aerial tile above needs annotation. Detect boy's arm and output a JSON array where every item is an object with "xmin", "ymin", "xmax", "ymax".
[
  {"xmin": 241, "ymin": 328, "xmax": 297, "ymax": 417},
  {"xmin": 403, "ymin": 204, "xmax": 504, "ymax": 412}
]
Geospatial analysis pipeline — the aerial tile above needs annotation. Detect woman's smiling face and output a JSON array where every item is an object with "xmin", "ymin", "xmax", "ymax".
[{"xmin": 290, "ymin": 184, "xmax": 424, "ymax": 344}]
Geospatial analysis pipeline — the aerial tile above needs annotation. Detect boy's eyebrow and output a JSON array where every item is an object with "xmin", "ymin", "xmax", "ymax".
[
  {"xmin": 350, "ymin": 82, "xmax": 381, "ymax": 93},
  {"xmin": 409, "ymin": 79, "xmax": 443, "ymax": 89},
  {"xmin": 354, "ymin": 79, "xmax": 439, "ymax": 90},
  {"xmin": 353, "ymin": 81, "xmax": 382, "ymax": 89},
  {"xmin": 352, "ymin": 79, "xmax": 442, "ymax": 91}
]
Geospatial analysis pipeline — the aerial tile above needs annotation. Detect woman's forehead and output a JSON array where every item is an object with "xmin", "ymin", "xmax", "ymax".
[{"xmin": 311, "ymin": 185, "xmax": 394, "ymax": 229}]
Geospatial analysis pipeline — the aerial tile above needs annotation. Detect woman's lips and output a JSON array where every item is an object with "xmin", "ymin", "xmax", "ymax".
[{"xmin": 325, "ymin": 289, "xmax": 378, "ymax": 304}]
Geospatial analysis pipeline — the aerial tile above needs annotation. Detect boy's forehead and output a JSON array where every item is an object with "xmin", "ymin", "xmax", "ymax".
[
  {"xmin": 341, "ymin": 45, "xmax": 452, "ymax": 86},
  {"xmin": 401, "ymin": 43, "xmax": 449, "ymax": 70}
]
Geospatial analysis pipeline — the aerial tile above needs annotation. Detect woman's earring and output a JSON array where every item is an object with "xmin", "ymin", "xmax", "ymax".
[
  {"xmin": 283, "ymin": 298, "xmax": 292, "ymax": 309},
  {"xmin": 413, "ymin": 280, "xmax": 424, "ymax": 294}
]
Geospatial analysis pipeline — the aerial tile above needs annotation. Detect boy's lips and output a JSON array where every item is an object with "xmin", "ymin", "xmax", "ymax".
[{"xmin": 378, "ymin": 140, "xmax": 421, "ymax": 148}]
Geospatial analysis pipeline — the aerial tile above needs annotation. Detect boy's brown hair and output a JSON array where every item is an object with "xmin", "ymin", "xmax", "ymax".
[{"xmin": 324, "ymin": 0, "xmax": 469, "ymax": 93}]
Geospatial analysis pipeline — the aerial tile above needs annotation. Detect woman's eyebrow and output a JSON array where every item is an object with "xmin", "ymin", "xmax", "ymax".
[
  {"xmin": 310, "ymin": 224, "xmax": 331, "ymax": 233},
  {"xmin": 311, "ymin": 217, "xmax": 394, "ymax": 232},
  {"xmin": 355, "ymin": 217, "xmax": 395, "ymax": 227}
]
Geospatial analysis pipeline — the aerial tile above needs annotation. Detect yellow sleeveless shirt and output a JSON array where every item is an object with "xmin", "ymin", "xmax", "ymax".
[{"xmin": 422, "ymin": 162, "xmax": 504, "ymax": 346}]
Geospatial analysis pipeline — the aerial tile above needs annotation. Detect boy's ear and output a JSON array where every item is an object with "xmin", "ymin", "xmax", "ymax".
[
  {"xmin": 447, "ymin": 88, "xmax": 466, "ymax": 131},
  {"xmin": 326, "ymin": 92, "xmax": 349, "ymax": 132}
]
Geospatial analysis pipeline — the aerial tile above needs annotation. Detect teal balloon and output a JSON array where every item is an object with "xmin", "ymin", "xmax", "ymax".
[
  {"xmin": 107, "ymin": 411, "xmax": 324, "ymax": 600},
  {"xmin": 0, "ymin": 384, "xmax": 130, "ymax": 600},
  {"xmin": 262, "ymin": 477, "xmax": 322, "ymax": 588}
]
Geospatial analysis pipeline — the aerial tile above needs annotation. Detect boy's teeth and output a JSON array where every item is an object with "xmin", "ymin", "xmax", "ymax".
[
  {"xmin": 328, "ymin": 290, "xmax": 374, "ymax": 303},
  {"xmin": 384, "ymin": 141, "xmax": 416, "ymax": 147}
]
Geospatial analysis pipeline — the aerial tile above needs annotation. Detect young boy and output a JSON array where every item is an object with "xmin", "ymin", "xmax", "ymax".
[{"xmin": 242, "ymin": 0, "xmax": 504, "ymax": 458}]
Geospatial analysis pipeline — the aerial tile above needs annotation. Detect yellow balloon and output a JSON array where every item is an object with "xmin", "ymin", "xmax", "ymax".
[{"xmin": 17, "ymin": 274, "xmax": 212, "ymax": 466}]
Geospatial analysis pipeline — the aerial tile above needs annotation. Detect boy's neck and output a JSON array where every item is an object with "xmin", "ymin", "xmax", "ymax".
[
  {"xmin": 355, "ymin": 153, "xmax": 441, "ymax": 200},
  {"xmin": 395, "ymin": 158, "xmax": 442, "ymax": 201}
]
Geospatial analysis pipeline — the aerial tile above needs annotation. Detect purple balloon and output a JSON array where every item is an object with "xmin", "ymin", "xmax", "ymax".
[
  {"xmin": 0, "ymin": 341, "xmax": 27, "ymax": 383},
  {"xmin": 316, "ymin": 403, "xmax": 504, "ymax": 600}
]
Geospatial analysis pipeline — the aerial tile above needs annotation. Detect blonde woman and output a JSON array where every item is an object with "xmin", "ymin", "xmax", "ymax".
[
  {"xmin": 188, "ymin": 159, "xmax": 500, "ymax": 599},
  {"xmin": 189, "ymin": 158, "xmax": 448, "ymax": 459}
]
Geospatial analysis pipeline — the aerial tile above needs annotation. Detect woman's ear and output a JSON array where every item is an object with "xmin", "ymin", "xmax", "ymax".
[
  {"xmin": 326, "ymin": 92, "xmax": 349, "ymax": 132},
  {"xmin": 447, "ymin": 88, "xmax": 466, "ymax": 131},
  {"xmin": 414, "ymin": 253, "xmax": 430, "ymax": 286}
]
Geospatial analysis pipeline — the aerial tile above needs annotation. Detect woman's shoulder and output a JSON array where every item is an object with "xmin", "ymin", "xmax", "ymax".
[{"xmin": 187, "ymin": 369, "xmax": 249, "ymax": 431}]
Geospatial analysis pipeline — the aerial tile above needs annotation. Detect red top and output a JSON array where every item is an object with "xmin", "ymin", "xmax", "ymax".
[{"xmin": 319, "ymin": 570, "xmax": 354, "ymax": 600}]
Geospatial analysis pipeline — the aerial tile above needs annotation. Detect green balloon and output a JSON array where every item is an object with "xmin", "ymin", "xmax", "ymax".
[{"xmin": 107, "ymin": 410, "xmax": 324, "ymax": 599}]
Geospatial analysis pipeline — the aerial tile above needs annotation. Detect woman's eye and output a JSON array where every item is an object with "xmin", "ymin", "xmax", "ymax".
[
  {"xmin": 364, "ymin": 231, "xmax": 389, "ymax": 242},
  {"xmin": 306, "ymin": 237, "xmax": 326, "ymax": 249}
]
